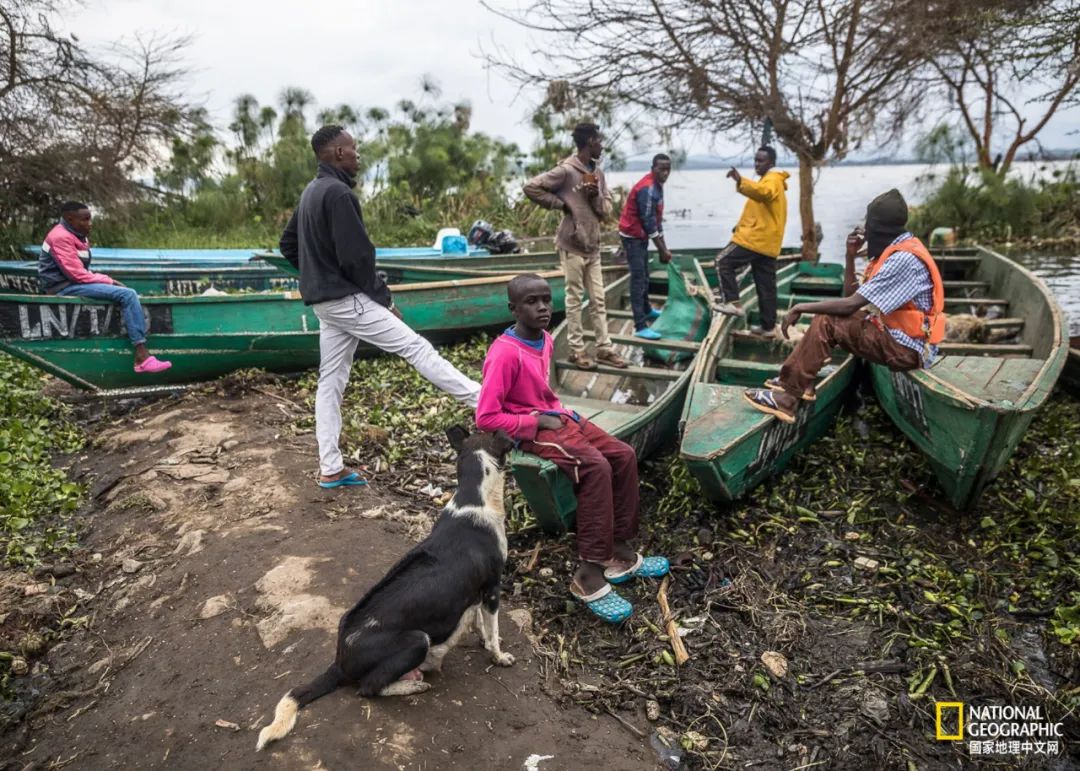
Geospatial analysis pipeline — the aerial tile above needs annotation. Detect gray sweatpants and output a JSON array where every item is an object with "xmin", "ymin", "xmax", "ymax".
[{"xmin": 312, "ymin": 293, "xmax": 481, "ymax": 476}]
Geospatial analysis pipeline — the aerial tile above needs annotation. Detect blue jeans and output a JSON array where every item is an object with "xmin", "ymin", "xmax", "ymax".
[
  {"xmin": 57, "ymin": 283, "xmax": 147, "ymax": 345},
  {"xmin": 621, "ymin": 237, "xmax": 651, "ymax": 330}
]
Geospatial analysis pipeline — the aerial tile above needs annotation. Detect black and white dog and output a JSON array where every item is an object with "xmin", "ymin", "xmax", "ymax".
[{"xmin": 256, "ymin": 426, "xmax": 516, "ymax": 751}]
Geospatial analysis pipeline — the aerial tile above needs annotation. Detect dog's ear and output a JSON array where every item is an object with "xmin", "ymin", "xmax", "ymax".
[
  {"xmin": 493, "ymin": 430, "xmax": 515, "ymax": 457},
  {"xmin": 445, "ymin": 424, "xmax": 469, "ymax": 452}
]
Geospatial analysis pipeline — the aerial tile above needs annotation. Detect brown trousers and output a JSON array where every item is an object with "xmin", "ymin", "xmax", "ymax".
[
  {"xmin": 519, "ymin": 415, "xmax": 639, "ymax": 563},
  {"xmin": 778, "ymin": 312, "xmax": 921, "ymax": 397}
]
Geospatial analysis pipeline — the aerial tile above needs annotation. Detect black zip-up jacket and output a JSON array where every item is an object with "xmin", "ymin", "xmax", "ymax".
[{"xmin": 280, "ymin": 162, "xmax": 392, "ymax": 307}]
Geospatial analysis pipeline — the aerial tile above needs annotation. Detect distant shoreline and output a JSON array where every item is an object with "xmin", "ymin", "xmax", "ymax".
[{"xmin": 618, "ymin": 153, "xmax": 1079, "ymax": 172}]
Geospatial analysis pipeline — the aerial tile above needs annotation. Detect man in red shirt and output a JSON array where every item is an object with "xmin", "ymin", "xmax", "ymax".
[{"xmin": 617, "ymin": 154, "xmax": 674, "ymax": 340}]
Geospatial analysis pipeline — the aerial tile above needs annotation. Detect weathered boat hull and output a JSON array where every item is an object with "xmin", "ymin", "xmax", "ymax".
[
  {"xmin": 0, "ymin": 271, "xmax": 565, "ymax": 392},
  {"xmin": 0, "ymin": 261, "xmax": 296, "ymax": 296},
  {"xmin": 255, "ymin": 245, "xmax": 777, "ymax": 279},
  {"xmin": 679, "ymin": 262, "xmax": 854, "ymax": 502},
  {"xmin": 20, "ymin": 244, "xmax": 490, "ymax": 265},
  {"xmin": 0, "ymin": 259, "xmax": 545, "ymax": 297},
  {"xmin": 870, "ymin": 245, "xmax": 1067, "ymax": 509}
]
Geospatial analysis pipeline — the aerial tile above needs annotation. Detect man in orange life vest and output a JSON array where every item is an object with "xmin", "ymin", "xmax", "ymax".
[{"xmin": 743, "ymin": 189, "xmax": 944, "ymax": 424}]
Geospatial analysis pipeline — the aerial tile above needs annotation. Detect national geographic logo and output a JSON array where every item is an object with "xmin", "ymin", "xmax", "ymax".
[
  {"xmin": 935, "ymin": 702, "xmax": 1064, "ymax": 758},
  {"xmin": 936, "ymin": 702, "xmax": 964, "ymax": 741}
]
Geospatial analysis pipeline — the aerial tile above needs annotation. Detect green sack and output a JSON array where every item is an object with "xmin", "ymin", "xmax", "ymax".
[{"xmin": 646, "ymin": 263, "xmax": 713, "ymax": 365}]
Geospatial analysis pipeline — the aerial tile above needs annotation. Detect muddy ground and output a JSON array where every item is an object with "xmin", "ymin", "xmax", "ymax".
[
  {"xmin": 0, "ymin": 386, "xmax": 652, "ymax": 770},
  {"xmin": 1, "ymin": 358, "xmax": 1078, "ymax": 771}
]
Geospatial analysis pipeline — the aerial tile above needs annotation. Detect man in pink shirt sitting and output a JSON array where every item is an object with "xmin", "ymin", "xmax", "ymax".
[
  {"xmin": 475, "ymin": 274, "xmax": 668, "ymax": 623},
  {"xmin": 38, "ymin": 202, "xmax": 171, "ymax": 373}
]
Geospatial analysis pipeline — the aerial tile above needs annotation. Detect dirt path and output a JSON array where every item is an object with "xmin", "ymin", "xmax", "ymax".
[{"xmin": 2, "ymin": 390, "xmax": 654, "ymax": 770}]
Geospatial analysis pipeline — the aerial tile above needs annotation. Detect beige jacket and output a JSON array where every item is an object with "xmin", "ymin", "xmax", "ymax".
[{"xmin": 523, "ymin": 155, "xmax": 613, "ymax": 257}]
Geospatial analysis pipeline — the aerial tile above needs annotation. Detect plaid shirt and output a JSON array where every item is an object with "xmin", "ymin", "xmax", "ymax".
[{"xmin": 858, "ymin": 232, "xmax": 938, "ymax": 367}]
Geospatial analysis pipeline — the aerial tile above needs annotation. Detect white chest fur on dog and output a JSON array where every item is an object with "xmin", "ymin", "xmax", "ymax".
[{"xmin": 444, "ymin": 449, "xmax": 509, "ymax": 559}]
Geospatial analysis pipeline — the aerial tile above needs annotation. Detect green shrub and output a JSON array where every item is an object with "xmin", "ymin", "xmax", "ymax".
[{"xmin": 910, "ymin": 164, "xmax": 1080, "ymax": 242}]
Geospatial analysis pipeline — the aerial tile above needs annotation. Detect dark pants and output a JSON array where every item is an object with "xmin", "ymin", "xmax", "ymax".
[
  {"xmin": 778, "ymin": 312, "xmax": 921, "ymax": 397},
  {"xmin": 621, "ymin": 237, "xmax": 651, "ymax": 330},
  {"xmin": 715, "ymin": 243, "xmax": 778, "ymax": 330},
  {"xmin": 520, "ymin": 415, "xmax": 640, "ymax": 563}
]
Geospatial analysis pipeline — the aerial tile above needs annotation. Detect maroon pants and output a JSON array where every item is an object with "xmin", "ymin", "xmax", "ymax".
[
  {"xmin": 778, "ymin": 311, "xmax": 921, "ymax": 397},
  {"xmin": 520, "ymin": 416, "xmax": 639, "ymax": 563}
]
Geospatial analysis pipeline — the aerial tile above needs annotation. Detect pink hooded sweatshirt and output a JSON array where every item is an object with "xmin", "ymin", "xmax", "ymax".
[{"xmin": 475, "ymin": 331, "xmax": 573, "ymax": 441}]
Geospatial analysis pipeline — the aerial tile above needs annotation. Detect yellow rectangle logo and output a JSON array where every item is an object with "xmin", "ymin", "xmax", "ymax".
[{"xmin": 936, "ymin": 702, "xmax": 964, "ymax": 740}]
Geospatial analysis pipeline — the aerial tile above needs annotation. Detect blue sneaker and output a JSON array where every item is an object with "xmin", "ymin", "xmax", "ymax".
[
  {"xmin": 645, "ymin": 308, "xmax": 662, "ymax": 321},
  {"xmin": 634, "ymin": 327, "xmax": 662, "ymax": 340}
]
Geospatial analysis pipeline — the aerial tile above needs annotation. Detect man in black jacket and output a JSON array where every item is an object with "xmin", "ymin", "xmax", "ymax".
[{"xmin": 281, "ymin": 125, "xmax": 480, "ymax": 488}]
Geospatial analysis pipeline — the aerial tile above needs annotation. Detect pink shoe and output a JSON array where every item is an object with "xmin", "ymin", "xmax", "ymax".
[{"xmin": 134, "ymin": 355, "xmax": 172, "ymax": 374}]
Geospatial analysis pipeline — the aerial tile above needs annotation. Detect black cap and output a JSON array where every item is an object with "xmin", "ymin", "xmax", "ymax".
[{"xmin": 865, "ymin": 189, "xmax": 908, "ymax": 232}]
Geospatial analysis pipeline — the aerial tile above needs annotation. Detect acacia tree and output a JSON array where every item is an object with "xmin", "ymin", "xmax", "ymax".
[
  {"xmin": 920, "ymin": 0, "xmax": 1080, "ymax": 174},
  {"xmin": 485, "ymin": 0, "xmax": 924, "ymax": 257},
  {"xmin": 0, "ymin": 0, "xmax": 199, "ymax": 232}
]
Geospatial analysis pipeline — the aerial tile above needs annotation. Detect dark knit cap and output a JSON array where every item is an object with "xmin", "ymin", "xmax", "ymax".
[{"xmin": 865, "ymin": 189, "xmax": 908, "ymax": 233}]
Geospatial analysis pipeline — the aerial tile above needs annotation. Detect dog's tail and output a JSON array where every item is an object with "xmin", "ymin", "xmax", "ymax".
[{"xmin": 255, "ymin": 664, "xmax": 344, "ymax": 751}]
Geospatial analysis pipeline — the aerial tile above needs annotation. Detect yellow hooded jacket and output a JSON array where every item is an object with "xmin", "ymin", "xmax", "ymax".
[{"xmin": 731, "ymin": 170, "xmax": 790, "ymax": 258}]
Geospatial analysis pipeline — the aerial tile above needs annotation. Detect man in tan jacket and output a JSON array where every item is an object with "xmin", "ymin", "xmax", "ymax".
[{"xmin": 523, "ymin": 123, "xmax": 628, "ymax": 370}]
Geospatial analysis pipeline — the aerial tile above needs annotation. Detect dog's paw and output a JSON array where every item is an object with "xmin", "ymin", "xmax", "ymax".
[{"xmin": 491, "ymin": 651, "xmax": 515, "ymax": 667}]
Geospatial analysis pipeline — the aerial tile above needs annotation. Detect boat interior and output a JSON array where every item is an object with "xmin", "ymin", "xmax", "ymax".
[
  {"xmin": 546, "ymin": 266, "xmax": 709, "ymax": 436},
  {"xmin": 725, "ymin": 247, "xmax": 1058, "ymax": 407},
  {"xmin": 679, "ymin": 261, "xmax": 851, "ymax": 461},
  {"xmin": 913, "ymin": 247, "xmax": 1059, "ymax": 407}
]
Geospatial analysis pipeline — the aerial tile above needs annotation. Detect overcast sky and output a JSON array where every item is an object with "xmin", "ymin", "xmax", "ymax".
[{"xmin": 62, "ymin": 0, "xmax": 1078, "ymax": 164}]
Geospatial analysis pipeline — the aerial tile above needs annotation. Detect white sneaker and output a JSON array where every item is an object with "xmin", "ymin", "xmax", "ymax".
[{"xmin": 715, "ymin": 302, "xmax": 745, "ymax": 317}]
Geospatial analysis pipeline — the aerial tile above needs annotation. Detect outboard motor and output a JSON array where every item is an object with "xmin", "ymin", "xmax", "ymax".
[
  {"xmin": 467, "ymin": 220, "xmax": 495, "ymax": 247},
  {"xmin": 488, "ymin": 230, "xmax": 520, "ymax": 254}
]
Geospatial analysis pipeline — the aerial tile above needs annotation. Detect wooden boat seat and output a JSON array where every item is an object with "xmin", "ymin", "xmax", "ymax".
[
  {"xmin": 944, "ymin": 297, "xmax": 1009, "ymax": 307},
  {"xmin": 561, "ymin": 395, "xmax": 640, "ymax": 416},
  {"xmin": 983, "ymin": 318, "xmax": 1025, "ymax": 332},
  {"xmin": 554, "ymin": 360, "xmax": 682, "ymax": 381},
  {"xmin": 581, "ymin": 331, "xmax": 701, "ymax": 353},
  {"xmin": 929, "ymin": 356, "xmax": 1046, "ymax": 404},
  {"xmin": 938, "ymin": 343, "xmax": 1034, "ymax": 356}
]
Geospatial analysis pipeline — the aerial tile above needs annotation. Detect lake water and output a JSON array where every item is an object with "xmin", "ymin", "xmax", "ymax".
[{"xmin": 606, "ymin": 162, "xmax": 1080, "ymax": 335}]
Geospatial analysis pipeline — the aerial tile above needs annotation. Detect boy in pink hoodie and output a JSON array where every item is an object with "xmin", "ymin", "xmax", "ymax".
[{"xmin": 476, "ymin": 274, "xmax": 668, "ymax": 623}]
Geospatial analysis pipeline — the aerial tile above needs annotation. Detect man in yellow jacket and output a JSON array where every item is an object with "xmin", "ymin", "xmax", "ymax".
[{"xmin": 714, "ymin": 146, "xmax": 790, "ymax": 336}]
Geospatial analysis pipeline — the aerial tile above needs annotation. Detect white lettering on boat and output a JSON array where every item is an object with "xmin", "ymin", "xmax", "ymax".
[
  {"xmin": 18, "ymin": 305, "xmax": 39, "ymax": 338},
  {"xmin": 3, "ymin": 302, "xmax": 170, "ymax": 339},
  {"xmin": 890, "ymin": 370, "xmax": 929, "ymax": 436},
  {"xmin": 40, "ymin": 304, "xmax": 68, "ymax": 337},
  {"xmin": 0, "ymin": 274, "xmax": 40, "ymax": 292},
  {"xmin": 749, "ymin": 402, "xmax": 814, "ymax": 476}
]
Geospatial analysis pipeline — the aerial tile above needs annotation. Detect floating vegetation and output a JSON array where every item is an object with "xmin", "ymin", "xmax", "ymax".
[{"xmin": 0, "ymin": 353, "xmax": 83, "ymax": 566}]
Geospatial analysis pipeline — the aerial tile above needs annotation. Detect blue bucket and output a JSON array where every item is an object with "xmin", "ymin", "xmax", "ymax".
[{"xmin": 441, "ymin": 235, "xmax": 469, "ymax": 255}]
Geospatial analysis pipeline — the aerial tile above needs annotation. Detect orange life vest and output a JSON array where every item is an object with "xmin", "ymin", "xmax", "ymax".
[{"xmin": 862, "ymin": 236, "xmax": 945, "ymax": 346}]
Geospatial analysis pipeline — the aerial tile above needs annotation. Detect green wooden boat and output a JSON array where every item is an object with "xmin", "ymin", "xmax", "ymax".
[
  {"xmin": 0, "ymin": 260, "xmax": 297, "ymax": 296},
  {"xmin": 679, "ymin": 262, "xmax": 856, "ymax": 502},
  {"xmin": 0, "ymin": 259, "xmax": 547, "ymax": 297},
  {"xmin": 254, "ymin": 245, "xmax": 776, "ymax": 279},
  {"xmin": 510, "ymin": 263, "xmax": 713, "ymax": 534},
  {"xmin": 869, "ymin": 245, "xmax": 1067, "ymax": 510},
  {"xmin": 256, "ymin": 251, "xmax": 566, "ymax": 276},
  {"xmin": 0, "ymin": 271, "xmax": 565, "ymax": 393}
]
